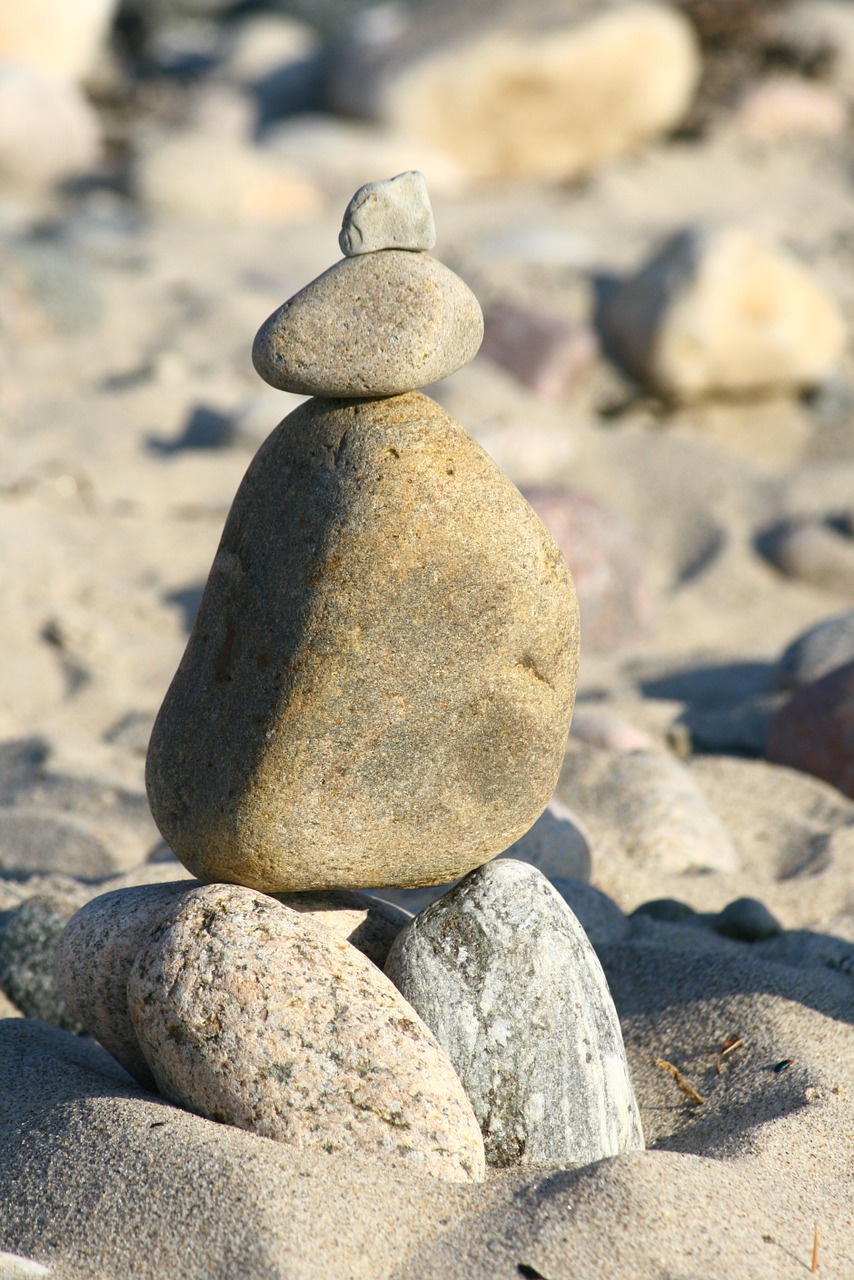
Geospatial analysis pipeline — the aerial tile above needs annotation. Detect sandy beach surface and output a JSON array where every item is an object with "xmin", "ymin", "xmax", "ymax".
[{"xmin": 1, "ymin": 2, "xmax": 853, "ymax": 1276}]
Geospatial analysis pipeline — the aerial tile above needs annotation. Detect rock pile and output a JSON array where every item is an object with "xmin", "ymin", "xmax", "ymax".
[{"xmin": 57, "ymin": 173, "xmax": 642, "ymax": 1181}]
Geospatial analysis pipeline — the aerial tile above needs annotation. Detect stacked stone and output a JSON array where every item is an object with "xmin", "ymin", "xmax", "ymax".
[{"xmin": 57, "ymin": 173, "xmax": 643, "ymax": 1180}]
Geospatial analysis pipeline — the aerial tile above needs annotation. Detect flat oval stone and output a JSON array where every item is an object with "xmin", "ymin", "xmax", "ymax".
[
  {"xmin": 127, "ymin": 883, "xmax": 485, "ymax": 1182},
  {"xmin": 384, "ymin": 859, "xmax": 644, "ymax": 1169},
  {"xmin": 251, "ymin": 252, "xmax": 483, "ymax": 396},
  {"xmin": 146, "ymin": 393, "xmax": 578, "ymax": 892}
]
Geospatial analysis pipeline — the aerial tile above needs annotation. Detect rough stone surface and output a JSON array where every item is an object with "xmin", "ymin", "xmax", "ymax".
[
  {"xmin": 339, "ymin": 170, "xmax": 435, "ymax": 256},
  {"xmin": 558, "ymin": 745, "xmax": 739, "ymax": 875},
  {"xmin": 776, "ymin": 610, "xmax": 854, "ymax": 690},
  {"xmin": 0, "ymin": 64, "xmax": 100, "ymax": 192},
  {"xmin": 601, "ymin": 224, "xmax": 845, "ymax": 402},
  {"xmin": 766, "ymin": 660, "xmax": 854, "ymax": 798},
  {"xmin": 57, "ymin": 881, "xmax": 202, "ymax": 1088},
  {"xmin": 252, "ymin": 253, "xmax": 483, "ymax": 396},
  {"xmin": 328, "ymin": 2, "xmax": 700, "ymax": 183},
  {"xmin": 522, "ymin": 487, "xmax": 653, "ymax": 652},
  {"xmin": 146, "ymin": 393, "xmax": 579, "ymax": 892},
  {"xmin": 128, "ymin": 884, "xmax": 486, "ymax": 1182},
  {"xmin": 0, "ymin": 885, "xmax": 90, "ymax": 1029},
  {"xmin": 384, "ymin": 859, "xmax": 644, "ymax": 1169},
  {"xmin": 58, "ymin": 882, "xmax": 411, "ymax": 1088}
]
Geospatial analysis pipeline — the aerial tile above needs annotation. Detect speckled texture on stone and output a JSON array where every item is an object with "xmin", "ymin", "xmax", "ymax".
[
  {"xmin": 58, "ymin": 882, "xmax": 411, "ymax": 1088},
  {"xmin": 57, "ymin": 881, "xmax": 203, "ymax": 1088},
  {"xmin": 251, "ymin": 253, "xmax": 483, "ymax": 396},
  {"xmin": 384, "ymin": 859, "xmax": 644, "ymax": 1169},
  {"xmin": 127, "ymin": 884, "xmax": 486, "ymax": 1182},
  {"xmin": 339, "ymin": 170, "xmax": 435, "ymax": 256},
  {"xmin": 0, "ymin": 885, "xmax": 90, "ymax": 1029},
  {"xmin": 558, "ymin": 745, "xmax": 738, "ymax": 874},
  {"xmin": 146, "ymin": 393, "xmax": 578, "ymax": 892}
]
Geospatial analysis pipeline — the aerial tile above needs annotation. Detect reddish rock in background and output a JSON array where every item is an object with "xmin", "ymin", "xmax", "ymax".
[
  {"xmin": 766, "ymin": 659, "xmax": 854, "ymax": 797},
  {"xmin": 480, "ymin": 303, "xmax": 598, "ymax": 399},
  {"xmin": 523, "ymin": 487, "xmax": 653, "ymax": 653}
]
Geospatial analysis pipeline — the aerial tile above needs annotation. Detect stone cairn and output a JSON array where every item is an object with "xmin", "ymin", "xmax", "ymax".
[{"xmin": 57, "ymin": 172, "xmax": 644, "ymax": 1181}]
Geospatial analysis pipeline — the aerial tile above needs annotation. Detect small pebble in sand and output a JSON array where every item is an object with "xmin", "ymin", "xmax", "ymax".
[
  {"xmin": 339, "ymin": 170, "xmax": 435, "ymax": 256},
  {"xmin": 712, "ymin": 897, "xmax": 782, "ymax": 944},
  {"xmin": 776, "ymin": 609, "xmax": 854, "ymax": 690}
]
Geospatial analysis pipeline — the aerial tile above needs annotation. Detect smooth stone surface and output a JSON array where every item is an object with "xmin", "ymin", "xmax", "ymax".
[
  {"xmin": 480, "ymin": 303, "xmax": 598, "ymax": 399},
  {"xmin": 146, "ymin": 393, "xmax": 578, "ymax": 892},
  {"xmin": 252, "ymin": 253, "xmax": 483, "ymax": 396},
  {"xmin": 0, "ymin": 885, "xmax": 89, "ymax": 1029},
  {"xmin": 776, "ymin": 609, "xmax": 854, "ymax": 690},
  {"xmin": 712, "ymin": 897, "xmax": 782, "ymax": 943},
  {"xmin": 558, "ymin": 746, "xmax": 739, "ymax": 875},
  {"xmin": 760, "ymin": 520, "xmax": 854, "ymax": 596},
  {"xmin": 339, "ymin": 170, "xmax": 435, "ymax": 256},
  {"xmin": 766, "ymin": 660, "xmax": 854, "ymax": 798},
  {"xmin": 601, "ymin": 224, "xmax": 845, "ymax": 402},
  {"xmin": 58, "ymin": 882, "xmax": 411, "ymax": 1088},
  {"xmin": 733, "ymin": 76, "xmax": 847, "ymax": 141},
  {"xmin": 0, "ymin": 0, "xmax": 116, "ymax": 83},
  {"xmin": 328, "ymin": 2, "xmax": 700, "ymax": 182},
  {"xmin": 128, "ymin": 884, "xmax": 485, "ymax": 1182},
  {"xmin": 631, "ymin": 898, "xmax": 698, "ymax": 926},
  {"xmin": 384, "ymin": 860, "xmax": 644, "ymax": 1169}
]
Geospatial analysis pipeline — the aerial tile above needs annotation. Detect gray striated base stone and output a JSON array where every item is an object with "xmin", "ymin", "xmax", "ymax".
[{"xmin": 384, "ymin": 859, "xmax": 644, "ymax": 1169}]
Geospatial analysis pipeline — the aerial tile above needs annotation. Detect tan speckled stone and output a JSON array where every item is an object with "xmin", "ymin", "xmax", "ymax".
[
  {"xmin": 127, "ymin": 883, "xmax": 486, "ymax": 1182},
  {"xmin": 57, "ymin": 883, "xmax": 411, "ymax": 1088},
  {"xmin": 146, "ymin": 392, "xmax": 579, "ymax": 892},
  {"xmin": 251, "ymin": 251, "xmax": 483, "ymax": 396}
]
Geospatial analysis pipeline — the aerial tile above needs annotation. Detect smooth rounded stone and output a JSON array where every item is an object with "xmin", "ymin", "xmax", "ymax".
[
  {"xmin": 135, "ymin": 131, "xmax": 323, "ymax": 227},
  {"xmin": 760, "ymin": 520, "xmax": 854, "ymax": 596},
  {"xmin": 0, "ymin": 64, "xmax": 100, "ymax": 192},
  {"xmin": 0, "ymin": 0, "xmax": 116, "ymax": 83},
  {"xmin": 712, "ymin": 898, "xmax": 782, "ymax": 943},
  {"xmin": 766, "ymin": 660, "xmax": 854, "ymax": 798},
  {"xmin": 557, "ymin": 746, "xmax": 739, "ymax": 875},
  {"xmin": 0, "ymin": 885, "xmax": 90, "ymax": 1029},
  {"xmin": 328, "ymin": 2, "xmax": 700, "ymax": 183},
  {"xmin": 128, "ymin": 884, "xmax": 486, "ymax": 1182},
  {"xmin": 339, "ymin": 170, "xmax": 435, "ymax": 256},
  {"xmin": 147, "ymin": 393, "xmax": 578, "ymax": 892},
  {"xmin": 58, "ymin": 882, "xmax": 411, "ymax": 1088},
  {"xmin": 549, "ymin": 878, "xmax": 629, "ymax": 947},
  {"xmin": 252, "ymin": 253, "xmax": 483, "ymax": 396},
  {"xmin": 600, "ymin": 224, "xmax": 846, "ymax": 403},
  {"xmin": 569, "ymin": 710, "xmax": 656, "ymax": 754},
  {"xmin": 385, "ymin": 859, "xmax": 644, "ymax": 1169},
  {"xmin": 521, "ymin": 487, "xmax": 653, "ymax": 653},
  {"xmin": 776, "ymin": 610, "xmax": 854, "ymax": 690}
]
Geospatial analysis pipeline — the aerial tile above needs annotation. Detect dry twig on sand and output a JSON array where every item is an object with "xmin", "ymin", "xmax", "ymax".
[{"xmin": 654, "ymin": 1057, "xmax": 706, "ymax": 1105}]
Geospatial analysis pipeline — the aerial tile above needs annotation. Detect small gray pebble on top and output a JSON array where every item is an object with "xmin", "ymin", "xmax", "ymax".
[{"xmin": 339, "ymin": 170, "xmax": 436, "ymax": 257}]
